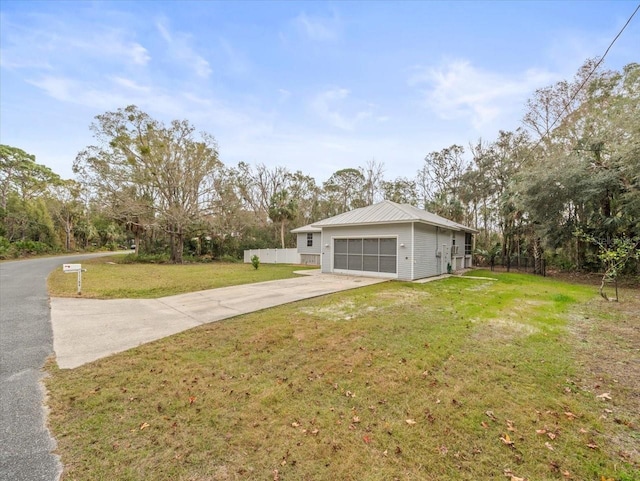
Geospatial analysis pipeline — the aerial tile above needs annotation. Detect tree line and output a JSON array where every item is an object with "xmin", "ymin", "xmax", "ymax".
[{"xmin": 1, "ymin": 59, "xmax": 638, "ymax": 273}]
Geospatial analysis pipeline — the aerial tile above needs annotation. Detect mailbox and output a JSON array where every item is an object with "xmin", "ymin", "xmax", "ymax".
[
  {"xmin": 62, "ymin": 263, "xmax": 86, "ymax": 294},
  {"xmin": 63, "ymin": 264, "xmax": 82, "ymax": 272}
]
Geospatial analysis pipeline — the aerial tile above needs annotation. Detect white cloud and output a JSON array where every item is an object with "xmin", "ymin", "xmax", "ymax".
[
  {"xmin": 310, "ymin": 88, "xmax": 374, "ymax": 131},
  {"xmin": 111, "ymin": 77, "xmax": 151, "ymax": 93},
  {"xmin": 0, "ymin": 13, "xmax": 150, "ymax": 70},
  {"xmin": 409, "ymin": 59, "xmax": 556, "ymax": 130},
  {"xmin": 127, "ymin": 43, "xmax": 151, "ymax": 66},
  {"xmin": 293, "ymin": 12, "xmax": 340, "ymax": 41},
  {"xmin": 156, "ymin": 18, "xmax": 212, "ymax": 78},
  {"xmin": 28, "ymin": 76, "xmax": 74, "ymax": 101}
]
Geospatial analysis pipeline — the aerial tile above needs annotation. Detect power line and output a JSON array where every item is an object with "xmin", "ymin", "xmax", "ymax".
[{"xmin": 534, "ymin": 2, "xmax": 640, "ymax": 147}]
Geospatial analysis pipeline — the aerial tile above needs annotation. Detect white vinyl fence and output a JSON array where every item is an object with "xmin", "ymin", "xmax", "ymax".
[{"xmin": 244, "ymin": 248, "xmax": 301, "ymax": 264}]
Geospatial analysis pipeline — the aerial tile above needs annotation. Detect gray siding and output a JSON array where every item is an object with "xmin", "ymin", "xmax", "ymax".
[
  {"xmin": 321, "ymin": 223, "xmax": 413, "ymax": 280},
  {"xmin": 297, "ymin": 232, "xmax": 321, "ymax": 254},
  {"xmin": 452, "ymin": 231, "xmax": 466, "ymax": 270},
  {"xmin": 300, "ymin": 254, "xmax": 320, "ymax": 265},
  {"xmin": 413, "ymin": 223, "xmax": 440, "ymax": 279}
]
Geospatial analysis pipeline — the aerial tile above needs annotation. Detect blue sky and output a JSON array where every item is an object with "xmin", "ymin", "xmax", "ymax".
[{"xmin": 1, "ymin": 1, "xmax": 638, "ymax": 183}]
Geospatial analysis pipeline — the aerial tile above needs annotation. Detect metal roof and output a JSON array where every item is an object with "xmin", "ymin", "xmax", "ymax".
[
  {"xmin": 290, "ymin": 223, "xmax": 322, "ymax": 233},
  {"xmin": 310, "ymin": 200, "xmax": 478, "ymax": 233}
]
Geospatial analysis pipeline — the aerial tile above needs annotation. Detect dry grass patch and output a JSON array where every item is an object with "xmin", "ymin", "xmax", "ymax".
[
  {"xmin": 46, "ymin": 272, "xmax": 638, "ymax": 480},
  {"xmin": 569, "ymin": 289, "xmax": 640, "ymax": 468}
]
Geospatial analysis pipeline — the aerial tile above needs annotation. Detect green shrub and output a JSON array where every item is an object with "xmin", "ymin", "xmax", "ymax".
[
  {"xmin": 119, "ymin": 253, "xmax": 170, "ymax": 264},
  {"xmin": 181, "ymin": 254, "xmax": 214, "ymax": 264},
  {"xmin": 251, "ymin": 255, "xmax": 260, "ymax": 270},
  {"xmin": 0, "ymin": 236, "xmax": 10, "ymax": 258},
  {"xmin": 7, "ymin": 240, "xmax": 54, "ymax": 257},
  {"xmin": 219, "ymin": 254, "xmax": 241, "ymax": 263}
]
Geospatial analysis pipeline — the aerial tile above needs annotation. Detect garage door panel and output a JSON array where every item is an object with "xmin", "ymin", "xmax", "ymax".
[
  {"xmin": 348, "ymin": 255, "xmax": 363, "ymax": 270},
  {"xmin": 335, "ymin": 239, "xmax": 348, "ymax": 254},
  {"xmin": 334, "ymin": 254, "xmax": 348, "ymax": 269},
  {"xmin": 363, "ymin": 239, "xmax": 378, "ymax": 255},
  {"xmin": 380, "ymin": 238, "xmax": 396, "ymax": 255},
  {"xmin": 363, "ymin": 255, "xmax": 378, "ymax": 272},
  {"xmin": 379, "ymin": 256, "xmax": 397, "ymax": 273},
  {"xmin": 334, "ymin": 238, "xmax": 397, "ymax": 275},
  {"xmin": 348, "ymin": 239, "xmax": 362, "ymax": 254}
]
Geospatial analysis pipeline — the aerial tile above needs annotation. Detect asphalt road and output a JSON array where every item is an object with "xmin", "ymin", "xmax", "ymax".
[{"xmin": 0, "ymin": 253, "xmax": 121, "ymax": 481}]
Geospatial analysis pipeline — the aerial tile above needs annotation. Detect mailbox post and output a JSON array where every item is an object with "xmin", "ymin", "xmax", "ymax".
[{"xmin": 62, "ymin": 263, "xmax": 87, "ymax": 295}]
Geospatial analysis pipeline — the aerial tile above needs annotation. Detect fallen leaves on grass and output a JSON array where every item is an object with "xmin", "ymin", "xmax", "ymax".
[
  {"xmin": 139, "ymin": 422, "xmax": 150, "ymax": 430},
  {"xmin": 503, "ymin": 468, "xmax": 527, "ymax": 480},
  {"xmin": 486, "ymin": 410, "xmax": 498, "ymax": 422},
  {"xmin": 500, "ymin": 433, "xmax": 514, "ymax": 446},
  {"xmin": 596, "ymin": 392, "xmax": 612, "ymax": 401},
  {"xmin": 405, "ymin": 419, "xmax": 416, "ymax": 425}
]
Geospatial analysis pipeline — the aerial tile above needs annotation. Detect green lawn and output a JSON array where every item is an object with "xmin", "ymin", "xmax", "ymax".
[
  {"xmin": 45, "ymin": 271, "xmax": 639, "ymax": 480},
  {"xmin": 47, "ymin": 256, "xmax": 311, "ymax": 298}
]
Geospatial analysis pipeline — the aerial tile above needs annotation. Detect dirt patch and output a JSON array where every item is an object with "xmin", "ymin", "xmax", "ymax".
[
  {"xmin": 568, "ymin": 289, "xmax": 640, "ymax": 467},
  {"xmin": 546, "ymin": 269, "xmax": 640, "ymax": 289},
  {"xmin": 374, "ymin": 289, "xmax": 432, "ymax": 303},
  {"xmin": 299, "ymin": 300, "xmax": 363, "ymax": 321},
  {"xmin": 470, "ymin": 317, "xmax": 539, "ymax": 342}
]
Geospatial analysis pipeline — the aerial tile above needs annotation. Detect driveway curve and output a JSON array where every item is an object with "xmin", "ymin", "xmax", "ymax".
[
  {"xmin": 51, "ymin": 272, "xmax": 386, "ymax": 369},
  {"xmin": 0, "ymin": 252, "xmax": 126, "ymax": 481}
]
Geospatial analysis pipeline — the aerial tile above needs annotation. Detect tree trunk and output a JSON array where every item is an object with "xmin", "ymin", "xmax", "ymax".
[
  {"xmin": 65, "ymin": 226, "xmax": 71, "ymax": 251},
  {"xmin": 169, "ymin": 230, "xmax": 176, "ymax": 261},
  {"xmin": 280, "ymin": 221, "xmax": 285, "ymax": 249},
  {"xmin": 599, "ymin": 275, "xmax": 609, "ymax": 301},
  {"xmin": 533, "ymin": 236, "xmax": 543, "ymax": 275},
  {"xmin": 65, "ymin": 214, "xmax": 72, "ymax": 251},
  {"xmin": 175, "ymin": 232, "xmax": 184, "ymax": 263},
  {"xmin": 134, "ymin": 232, "xmax": 140, "ymax": 255}
]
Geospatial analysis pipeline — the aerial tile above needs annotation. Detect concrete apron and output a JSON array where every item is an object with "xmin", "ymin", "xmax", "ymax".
[{"xmin": 51, "ymin": 274, "xmax": 385, "ymax": 369}]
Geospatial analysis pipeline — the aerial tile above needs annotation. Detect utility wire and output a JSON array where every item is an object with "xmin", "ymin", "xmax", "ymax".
[{"xmin": 533, "ymin": 2, "xmax": 640, "ymax": 148}]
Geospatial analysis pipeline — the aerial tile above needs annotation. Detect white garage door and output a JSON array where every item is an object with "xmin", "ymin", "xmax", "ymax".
[{"xmin": 333, "ymin": 238, "xmax": 397, "ymax": 275}]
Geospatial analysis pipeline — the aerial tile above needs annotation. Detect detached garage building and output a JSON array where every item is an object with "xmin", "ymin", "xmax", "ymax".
[{"xmin": 292, "ymin": 200, "xmax": 477, "ymax": 280}]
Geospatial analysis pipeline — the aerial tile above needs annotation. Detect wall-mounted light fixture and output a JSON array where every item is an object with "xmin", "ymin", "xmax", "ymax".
[
  {"xmin": 325, "ymin": 243, "xmax": 330, "ymax": 248},
  {"xmin": 400, "ymin": 243, "xmax": 405, "ymax": 247}
]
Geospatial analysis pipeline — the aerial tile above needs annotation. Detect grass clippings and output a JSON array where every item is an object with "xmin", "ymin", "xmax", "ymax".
[{"xmin": 45, "ymin": 271, "xmax": 639, "ymax": 480}]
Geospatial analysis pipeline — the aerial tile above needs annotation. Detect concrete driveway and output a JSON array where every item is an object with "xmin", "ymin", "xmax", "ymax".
[{"xmin": 51, "ymin": 272, "xmax": 386, "ymax": 369}]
